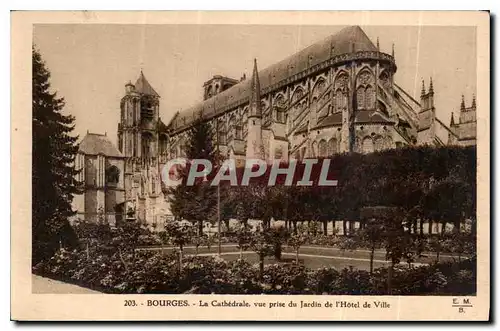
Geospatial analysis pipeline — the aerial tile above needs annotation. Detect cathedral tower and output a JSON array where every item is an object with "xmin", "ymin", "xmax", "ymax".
[
  {"xmin": 118, "ymin": 71, "xmax": 160, "ymax": 162},
  {"xmin": 245, "ymin": 59, "xmax": 264, "ymax": 160}
]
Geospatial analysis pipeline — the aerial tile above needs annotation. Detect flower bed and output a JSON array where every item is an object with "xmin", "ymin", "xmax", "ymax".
[{"xmin": 33, "ymin": 248, "xmax": 476, "ymax": 295}]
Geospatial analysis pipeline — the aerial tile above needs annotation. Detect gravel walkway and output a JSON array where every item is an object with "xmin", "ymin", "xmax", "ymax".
[{"xmin": 32, "ymin": 274, "xmax": 101, "ymax": 294}]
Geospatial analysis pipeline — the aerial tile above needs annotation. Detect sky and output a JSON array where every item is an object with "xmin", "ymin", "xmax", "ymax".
[{"xmin": 33, "ymin": 24, "xmax": 477, "ymax": 145}]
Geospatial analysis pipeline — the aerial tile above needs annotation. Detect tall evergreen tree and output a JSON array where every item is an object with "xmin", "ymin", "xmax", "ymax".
[
  {"xmin": 32, "ymin": 46, "xmax": 81, "ymax": 265},
  {"xmin": 165, "ymin": 116, "xmax": 219, "ymax": 235}
]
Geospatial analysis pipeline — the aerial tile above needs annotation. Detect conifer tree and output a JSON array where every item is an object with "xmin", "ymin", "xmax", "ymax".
[
  {"xmin": 165, "ymin": 116, "xmax": 218, "ymax": 236},
  {"xmin": 32, "ymin": 46, "xmax": 82, "ymax": 265}
]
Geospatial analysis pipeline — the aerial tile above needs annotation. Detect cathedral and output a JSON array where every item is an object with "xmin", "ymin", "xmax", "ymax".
[{"xmin": 72, "ymin": 25, "xmax": 477, "ymax": 229}]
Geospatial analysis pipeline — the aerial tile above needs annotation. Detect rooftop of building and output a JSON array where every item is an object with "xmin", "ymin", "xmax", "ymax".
[
  {"xmin": 168, "ymin": 25, "xmax": 384, "ymax": 133},
  {"xmin": 79, "ymin": 132, "xmax": 124, "ymax": 158}
]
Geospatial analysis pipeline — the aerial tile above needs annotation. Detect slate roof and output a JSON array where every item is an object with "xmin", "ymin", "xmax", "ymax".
[
  {"xmin": 169, "ymin": 26, "xmax": 378, "ymax": 132},
  {"xmin": 295, "ymin": 110, "xmax": 393, "ymax": 135},
  {"xmin": 134, "ymin": 71, "xmax": 159, "ymax": 97},
  {"xmin": 79, "ymin": 133, "xmax": 124, "ymax": 158}
]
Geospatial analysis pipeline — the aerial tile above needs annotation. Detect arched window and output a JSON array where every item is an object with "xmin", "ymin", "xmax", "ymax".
[
  {"xmin": 362, "ymin": 137, "xmax": 374, "ymax": 154},
  {"xmin": 106, "ymin": 165, "xmax": 120, "ymax": 187},
  {"xmin": 318, "ymin": 139, "xmax": 328, "ymax": 157},
  {"xmin": 365, "ymin": 85, "xmax": 375, "ymax": 109},
  {"xmin": 373, "ymin": 136, "xmax": 384, "ymax": 151},
  {"xmin": 335, "ymin": 89, "xmax": 343, "ymax": 112},
  {"xmin": 311, "ymin": 141, "xmax": 318, "ymax": 157},
  {"xmin": 218, "ymin": 120, "xmax": 226, "ymax": 145},
  {"xmin": 292, "ymin": 87, "xmax": 304, "ymax": 104},
  {"xmin": 357, "ymin": 70, "xmax": 375, "ymax": 110},
  {"xmin": 327, "ymin": 138, "xmax": 338, "ymax": 156},
  {"xmin": 334, "ymin": 72, "xmax": 349, "ymax": 112},
  {"xmin": 385, "ymin": 136, "xmax": 394, "ymax": 150},
  {"xmin": 356, "ymin": 87, "xmax": 365, "ymax": 109}
]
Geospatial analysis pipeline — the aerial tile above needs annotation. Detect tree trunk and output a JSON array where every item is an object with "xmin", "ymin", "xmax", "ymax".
[
  {"xmin": 343, "ymin": 220, "xmax": 348, "ymax": 236},
  {"xmin": 323, "ymin": 220, "xmax": 328, "ymax": 235},
  {"xmin": 370, "ymin": 245, "xmax": 375, "ymax": 275},
  {"xmin": 274, "ymin": 243, "xmax": 282, "ymax": 261},
  {"xmin": 179, "ymin": 245, "xmax": 183, "ymax": 273},
  {"xmin": 387, "ymin": 260, "xmax": 394, "ymax": 295},
  {"xmin": 419, "ymin": 219, "xmax": 424, "ymax": 235},
  {"xmin": 224, "ymin": 219, "xmax": 230, "ymax": 232},
  {"xmin": 293, "ymin": 221, "xmax": 297, "ymax": 233},
  {"xmin": 198, "ymin": 220, "xmax": 203, "ymax": 236},
  {"xmin": 428, "ymin": 220, "xmax": 433, "ymax": 235},
  {"xmin": 413, "ymin": 220, "xmax": 417, "ymax": 234},
  {"xmin": 259, "ymin": 252, "xmax": 264, "ymax": 280},
  {"xmin": 436, "ymin": 239, "xmax": 441, "ymax": 262}
]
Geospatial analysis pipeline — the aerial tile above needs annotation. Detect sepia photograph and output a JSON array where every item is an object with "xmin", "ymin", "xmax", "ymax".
[{"xmin": 11, "ymin": 11, "xmax": 490, "ymax": 321}]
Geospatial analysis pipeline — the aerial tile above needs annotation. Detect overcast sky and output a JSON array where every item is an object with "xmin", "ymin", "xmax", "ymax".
[{"xmin": 33, "ymin": 24, "xmax": 476, "ymax": 145}]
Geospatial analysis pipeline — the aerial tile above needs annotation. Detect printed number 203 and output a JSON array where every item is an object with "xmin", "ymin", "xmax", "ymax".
[{"xmin": 124, "ymin": 300, "xmax": 137, "ymax": 307}]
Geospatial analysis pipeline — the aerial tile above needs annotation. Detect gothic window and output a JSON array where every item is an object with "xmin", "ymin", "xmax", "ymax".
[
  {"xmin": 334, "ymin": 72, "xmax": 349, "ymax": 112},
  {"xmin": 218, "ymin": 121, "xmax": 227, "ymax": 145},
  {"xmin": 356, "ymin": 87, "xmax": 365, "ymax": 109},
  {"xmin": 357, "ymin": 70, "xmax": 375, "ymax": 110},
  {"xmin": 373, "ymin": 136, "xmax": 384, "ymax": 152},
  {"xmin": 365, "ymin": 85, "xmax": 375, "ymax": 109},
  {"xmin": 235, "ymin": 125, "xmax": 243, "ymax": 140},
  {"xmin": 311, "ymin": 141, "xmax": 318, "ymax": 157},
  {"xmin": 385, "ymin": 136, "xmax": 394, "ymax": 150},
  {"xmin": 334, "ymin": 89, "xmax": 343, "ymax": 112},
  {"xmin": 312, "ymin": 79, "xmax": 326, "ymax": 101},
  {"xmin": 362, "ymin": 136, "xmax": 374, "ymax": 154},
  {"xmin": 318, "ymin": 139, "xmax": 328, "ymax": 157},
  {"xmin": 327, "ymin": 138, "xmax": 338, "ymax": 156},
  {"xmin": 292, "ymin": 87, "xmax": 304, "ymax": 104},
  {"xmin": 106, "ymin": 165, "xmax": 120, "ymax": 187}
]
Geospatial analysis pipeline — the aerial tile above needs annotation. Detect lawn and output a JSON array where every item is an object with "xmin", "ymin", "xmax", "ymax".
[{"xmin": 139, "ymin": 244, "xmax": 460, "ymax": 271}]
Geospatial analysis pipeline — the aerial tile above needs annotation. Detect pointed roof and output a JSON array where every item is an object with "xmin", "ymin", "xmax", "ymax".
[
  {"xmin": 471, "ymin": 94, "xmax": 476, "ymax": 108},
  {"xmin": 168, "ymin": 26, "xmax": 380, "ymax": 131},
  {"xmin": 249, "ymin": 58, "xmax": 261, "ymax": 117},
  {"xmin": 79, "ymin": 133, "xmax": 123, "ymax": 158},
  {"xmin": 461, "ymin": 94, "xmax": 466, "ymax": 111},
  {"xmin": 134, "ymin": 71, "xmax": 159, "ymax": 97},
  {"xmin": 450, "ymin": 112, "xmax": 455, "ymax": 126}
]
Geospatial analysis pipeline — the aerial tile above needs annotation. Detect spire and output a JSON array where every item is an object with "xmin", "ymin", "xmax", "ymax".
[
  {"xmin": 134, "ymin": 71, "xmax": 159, "ymax": 97},
  {"xmin": 392, "ymin": 43, "xmax": 395, "ymax": 58},
  {"xmin": 461, "ymin": 94, "xmax": 466, "ymax": 111},
  {"xmin": 450, "ymin": 112, "xmax": 455, "ymax": 126},
  {"xmin": 249, "ymin": 58, "xmax": 261, "ymax": 118},
  {"xmin": 421, "ymin": 79, "xmax": 426, "ymax": 96},
  {"xmin": 471, "ymin": 93, "xmax": 476, "ymax": 108},
  {"xmin": 428, "ymin": 77, "xmax": 434, "ymax": 95},
  {"xmin": 376, "ymin": 37, "xmax": 380, "ymax": 51}
]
